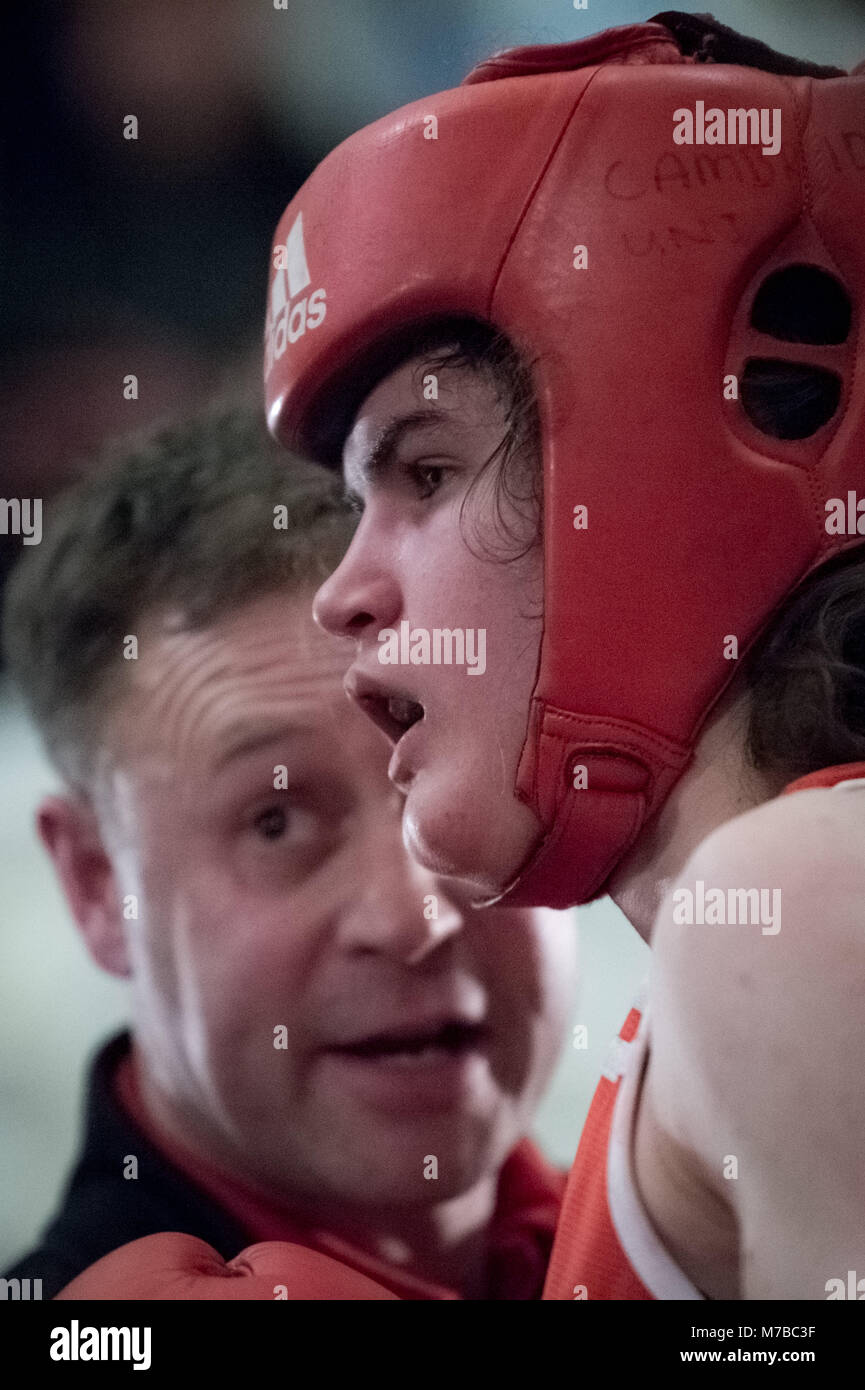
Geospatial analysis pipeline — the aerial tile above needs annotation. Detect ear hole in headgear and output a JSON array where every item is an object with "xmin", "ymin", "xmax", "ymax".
[
  {"xmin": 750, "ymin": 264, "xmax": 852, "ymax": 345},
  {"xmin": 740, "ymin": 264, "xmax": 852, "ymax": 439},
  {"xmin": 741, "ymin": 359, "xmax": 843, "ymax": 439}
]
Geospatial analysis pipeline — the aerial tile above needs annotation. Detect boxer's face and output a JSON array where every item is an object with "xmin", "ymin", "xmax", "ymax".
[
  {"xmin": 314, "ymin": 357, "xmax": 544, "ymax": 899},
  {"xmin": 81, "ymin": 591, "xmax": 575, "ymax": 1211}
]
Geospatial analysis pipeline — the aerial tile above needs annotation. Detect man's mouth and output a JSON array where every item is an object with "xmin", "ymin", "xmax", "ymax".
[
  {"xmin": 347, "ymin": 673, "xmax": 425, "ymax": 746},
  {"xmin": 328, "ymin": 1020, "xmax": 486, "ymax": 1067}
]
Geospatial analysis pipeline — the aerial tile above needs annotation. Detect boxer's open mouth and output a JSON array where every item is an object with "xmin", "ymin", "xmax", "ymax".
[
  {"xmin": 385, "ymin": 694, "xmax": 425, "ymax": 734},
  {"xmin": 332, "ymin": 1021, "xmax": 485, "ymax": 1065},
  {"xmin": 347, "ymin": 674, "xmax": 425, "ymax": 745}
]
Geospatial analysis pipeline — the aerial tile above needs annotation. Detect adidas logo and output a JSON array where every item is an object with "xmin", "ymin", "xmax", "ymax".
[{"xmin": 266, "ymin": 212, "xmax": 327, "ymax": 371}]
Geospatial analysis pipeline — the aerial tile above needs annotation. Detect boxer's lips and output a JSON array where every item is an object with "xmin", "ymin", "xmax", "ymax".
[{"xmin": 346, "ymin": 671, "xmax": 425, "ymax": 746}]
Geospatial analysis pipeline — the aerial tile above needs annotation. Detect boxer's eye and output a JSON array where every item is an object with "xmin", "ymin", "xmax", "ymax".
[{"xmin": 402, "ymin": 460, "xmax": 449, "ymax": 500}]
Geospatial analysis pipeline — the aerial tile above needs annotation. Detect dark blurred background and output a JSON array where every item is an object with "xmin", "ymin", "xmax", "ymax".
[
  {"xmin": 1, "ymin": 0, "xmax": 863, "ymax": 1268},
  {"xmin": 2, "ymin": 1, "xmax": 863, "ymax": 580}
]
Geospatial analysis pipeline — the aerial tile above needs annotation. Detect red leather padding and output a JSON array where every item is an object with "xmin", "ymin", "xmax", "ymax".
[{"xmin": 265, "ymin": 21, "xmax": 865, "ymax": 908}]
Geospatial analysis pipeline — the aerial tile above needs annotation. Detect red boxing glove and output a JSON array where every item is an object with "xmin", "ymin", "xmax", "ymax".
[{"xmin": 54, "ymin": 1232, "xmax": 399, "ymax": 1300}]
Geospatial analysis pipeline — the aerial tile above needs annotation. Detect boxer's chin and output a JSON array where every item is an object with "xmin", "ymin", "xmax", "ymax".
[{"xmin": 401, "ymin": 777, "xmax": 537, "ymax": 900}]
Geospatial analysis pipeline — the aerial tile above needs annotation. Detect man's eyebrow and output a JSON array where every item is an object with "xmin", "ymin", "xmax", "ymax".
[
  {"xmin": 213, "ymin": 723, "xmax": 315, "ymax": 775},
  {"xmin": 345, "ymin": 410, "xmax": 445, "ymax": 499}
]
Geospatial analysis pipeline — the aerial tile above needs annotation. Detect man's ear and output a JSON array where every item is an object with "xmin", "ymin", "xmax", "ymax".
[{"xmin": 38, "ymin": 795, "xmax": 132, "ymax": 978}]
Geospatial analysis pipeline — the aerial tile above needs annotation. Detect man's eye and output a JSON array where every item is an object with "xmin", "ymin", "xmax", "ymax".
[
  {"xmin": 251, "ymin": 802, "xmax": 323, "ymax": 850},
  {"xmin": 254, "ymin": 806, "xmax": 288, "ymax": 840}
]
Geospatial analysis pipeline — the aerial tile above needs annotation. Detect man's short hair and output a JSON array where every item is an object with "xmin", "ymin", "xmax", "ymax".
[{"xmin": 2, "ymin": 403, "xmax": 356, "ymax": 794}]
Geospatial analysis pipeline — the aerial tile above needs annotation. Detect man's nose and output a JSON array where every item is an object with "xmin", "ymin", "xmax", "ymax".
[
  {"xmin": 313, "ymin": 529, "xmax": 400, "ymax": 641},
  {"xmin": 337, "ymin": 835, "xmax": 465, "ymax": 965}
]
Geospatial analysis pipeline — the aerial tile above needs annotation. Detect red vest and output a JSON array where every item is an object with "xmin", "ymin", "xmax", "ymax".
[{"xmin": 543, "ymin": 761, "xmax": 865, "ymax": 1300}]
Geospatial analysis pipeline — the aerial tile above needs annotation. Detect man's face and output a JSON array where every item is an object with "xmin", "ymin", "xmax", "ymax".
[
  {"xmin": 314, "ymin": 356, "xmax": 544, "ymax": 899},
  {"xmin": 94, "ymin": 590, "xmax": 575, "ymax": 1212}
]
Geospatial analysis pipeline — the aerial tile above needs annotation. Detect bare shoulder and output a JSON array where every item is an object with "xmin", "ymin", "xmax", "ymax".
[
  {"xmin": 647, "ymin": 780, "xmax": 865, "ymax": 1194},
  {"xmin": 673, "ymin": 782, "xmax": 865, "ymax": 946},
  {"xmin": 645, "ymin": 782, "xmax": 865, "ymax": 1297},
  {"xmin": 700, "ymin": 779, "xmax": 865, "ymax": 875},
  {"xmin": 651, "ymin": 782, "xmax": 865, "ymax": 1049}
]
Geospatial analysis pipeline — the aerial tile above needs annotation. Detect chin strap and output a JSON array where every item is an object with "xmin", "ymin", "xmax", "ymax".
[{"xmin": 650, "ymin": 10, "xmax": 847, "ymax": 78}]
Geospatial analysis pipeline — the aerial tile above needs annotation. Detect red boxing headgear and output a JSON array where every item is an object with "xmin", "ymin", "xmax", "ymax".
[{"xmin": 265, "ymin": 15, "xmax": 865, "ymax": 908}]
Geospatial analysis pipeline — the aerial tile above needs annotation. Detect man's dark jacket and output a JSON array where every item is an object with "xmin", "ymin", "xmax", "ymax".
[{"xmin": 3, "ymin": 1033, "xmax": 249, "ymax": 1299}]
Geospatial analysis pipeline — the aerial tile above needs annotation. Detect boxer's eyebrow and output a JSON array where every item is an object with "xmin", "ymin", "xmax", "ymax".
[{"xmin": 345, "ymin": 410, "xmax": 444, "ymax": 503}]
